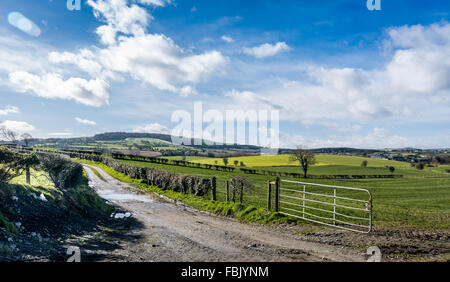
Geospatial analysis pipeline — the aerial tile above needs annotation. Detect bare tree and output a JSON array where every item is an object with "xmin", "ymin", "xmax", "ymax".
[
  {"xmin": 0, "ymin": 126, "xmax": 18, "ymax": 144},
  {"xmin": 20, "ymin": 133, "xmax": 33, "ymax": 147},
  {"xmin": 230, "ymin": 176, "xmax": 254, "ymax": 204},
  {"xmin": 289, "ymin": 146, "xmax": 316, "ymax": 178}
]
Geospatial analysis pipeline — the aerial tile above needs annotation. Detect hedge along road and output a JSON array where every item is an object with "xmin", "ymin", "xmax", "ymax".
[{"xmin": 82, "ymin": 164, "xmax": 366, "ymax": 262}]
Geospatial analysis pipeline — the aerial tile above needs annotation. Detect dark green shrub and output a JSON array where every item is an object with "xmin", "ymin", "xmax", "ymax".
[{"xmin": 37, "ymin": 153, "xmax": 82, "ymax": 189}]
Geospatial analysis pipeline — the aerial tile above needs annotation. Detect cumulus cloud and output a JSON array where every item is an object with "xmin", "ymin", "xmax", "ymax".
[
  {"xmin": 221, "ymin": 35, "xmax": 234, "ymax": 43},
  {"xmin": 226, "ymin": 89, "xmax": 283, "ymax": 110},
  {"xmin": 243, "ymin": 42, "xmax": 291, "ymax": 58},
  {"xmin": 281, "ymin": 128, "xmax": 426, "ymax": 149},
  {"xmin": 51, "ymin": 132, "xmax": 73, "ymax": 137},
  {"xmin": 4, "ymin": 0, "xmax": 225, "ymax": 107},
  {"xmin": 132, "ymin": 122, "xmax": 170, "ymax": 134},
  {"xmin": 0, "ymin": 120, "xmax": 35, "ymax": 133},
  {"xmin": 138, "ymin": 0, "xmax": 171, "ymax": 6},
  {"xmin": 97, "ymin": 34, "xmax": 226, "ymax": 93},
  {"xmin": 301, "ymin": 120, "xmax": 362, "ymax": 133},
  {"xmin": 87, "ymin": 0, "xmax": 150, "ymax": 45},
  {"xmin": 75, "ymin": 117, "xmax": 97, "ymax": 125},
  {"xmin": 46, "ymin": 1, "xmax": 227, "ymax": 96},
  {"xmin": 230, "ymin": 22, "xmax": 450, "ymax": 124},
  {"xmin": 0, "ymin": 106, "xmax": 19, "ymax": 116},
  {"xmin": 8, "ymin": 72, "xmax": 110, "ymax": 107},
  {"xmin": 48, "ymin": 49, "xmax": 109, "ymax": 78}
]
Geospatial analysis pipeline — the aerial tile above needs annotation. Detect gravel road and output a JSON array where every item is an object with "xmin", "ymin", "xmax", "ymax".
[{"xmin": 81, "ymin": 164, "xmax": 367, "ymax": 262}]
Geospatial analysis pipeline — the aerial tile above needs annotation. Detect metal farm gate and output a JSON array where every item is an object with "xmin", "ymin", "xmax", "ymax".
[{"xmin": 269, "ymin": 179, "xmax": 372, "ymax": 233}]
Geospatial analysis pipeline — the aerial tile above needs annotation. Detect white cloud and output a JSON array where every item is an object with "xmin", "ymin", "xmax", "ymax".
[
  {"xmin": 48, "ymin": 49, "xmax": 108, "ymax": 78},
  {"xmin": 87, "ymin": 0, "xmax": 171, "ymax": 45},
  {"xmin": 87, "ymin": 0, "xmax": 150, "ymax": 45},
  {"xmin": 243, "ymin": 42, "xmax": 291, "ymax": 58},
  {"xmin": 132, "ymin": 122, "xmax": 170, "ymax": 134},
  {"xmin": 221, "ymin": 35, "xmax": 234, "ymax": 43},
  {"xmin": 50, "ymin": 132, "xmax": 73, "ymax": 137},
  {"xmin": 46, "ymin": 1, "xmax": 227, "ymax": 96},
  {"xmin": 97, "ymin": 34, "xmax": 226, "ymax": 93},
  {"xmin": 138, "ymin": 0, "xmax": 171, "ymax": 6},
  {"xmin": 8, "ymin": 72, "xmax": 110, "ymax": 107},
  {"xmin": 281, "ymin": 128, "xmax": 431, "ymax": 149},
  {"xmin": 75, "ymin": 117, "xmax": 97, "ymax": 125},
  {"xmin": 301, "ymin": 120, "xmax": 362, "ymax": 133},
  {"xmin": 226, "ymin": 89, "xmax": 283, "ymax": 110},
  {"xmin": 0, "ymin": 120, "xmax": 35, "ymax": 133},
  {"xmin": 228, "ymin": 22, "xmax": 450, "ymax": 125},
  {"xmin": 0, "ymin": 34, "xmax": 52, "ymax": 77},
  {"xmin": 179, "ymin": 85, "xmax": 197, "ymax": 97},
  {"xmin": 0, "ymin": 106, "xmax": 19, "ymax": 116}
]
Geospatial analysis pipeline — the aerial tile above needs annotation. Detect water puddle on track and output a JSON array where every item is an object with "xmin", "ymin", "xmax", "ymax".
[{"xmin": 88, "ymin": 182, "xmax": 154, "ymax": 204}]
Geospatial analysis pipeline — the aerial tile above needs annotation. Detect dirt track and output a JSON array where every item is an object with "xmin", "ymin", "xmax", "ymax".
[{"xmin": 81, "ymin": 164, "xmax": 368, "ymax": 262}]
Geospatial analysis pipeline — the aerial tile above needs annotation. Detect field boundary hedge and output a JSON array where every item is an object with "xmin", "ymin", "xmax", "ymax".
[
  {"xmin": 240, "ymin": 168, "xmax": 403, "ymax": 179},
  {"xmin": 30, "ymin": 148, "xmax": 403, "ymax": 179},
  {"xmin": 33, "ymin": 149, "xmax": 215, "ymax": 197}
]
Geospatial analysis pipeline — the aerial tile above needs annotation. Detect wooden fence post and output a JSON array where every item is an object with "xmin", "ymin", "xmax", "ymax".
[
  {"xmin": 239, "ymin": 183, "xmax": 243, "ymax": 204},
  {"xmin": 275, "ymin": 177, "xmax": 280, "ymax": 212},
  {"xmin": 211, "ymin": 177, "xmax": 217, "ymax": 201},
  {"xmin": 267, "ymin": 181, "xmax": 272, "ymax": 211},
  {"xmin": 226, "ymin": 181, "xmax": 230, "ymax": 202},
  {"xmin": 26, "ymin": 165, "xmax": 31, "ymax": 185}
]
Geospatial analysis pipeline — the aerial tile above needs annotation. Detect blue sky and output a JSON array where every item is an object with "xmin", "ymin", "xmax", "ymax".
[{"xmin": 0, "ymin": 0, "xmax": 449, "ymax": 148}]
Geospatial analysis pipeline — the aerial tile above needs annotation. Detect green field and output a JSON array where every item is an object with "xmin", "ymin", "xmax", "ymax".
[
  {"xmin": 195, "ymin": 154, "xmax": 413, "ymax": 168},
  {"xmin": 118, "ymin": 154, "xmax": 450, "ymax": 231}
]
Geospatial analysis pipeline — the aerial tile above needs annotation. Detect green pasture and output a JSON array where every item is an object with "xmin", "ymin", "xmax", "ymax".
[{"xmin": 117, "ymin": 154, "xmax": 450, "ymax": 231}]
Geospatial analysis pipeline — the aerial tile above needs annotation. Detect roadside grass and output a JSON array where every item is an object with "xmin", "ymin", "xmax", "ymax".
[
  {"xmin": 76, "ymin": 159, "xmax": 293, "ymax": 225},
  {"xmin": 87, "ymin": 166, "xmax": 107, "ymax": 182},
  {"xmin": 111, "ymin": 157, "xmax": 450, "ymax": 231}
]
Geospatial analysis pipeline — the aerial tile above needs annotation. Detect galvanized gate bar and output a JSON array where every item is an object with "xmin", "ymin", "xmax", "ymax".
[{"xmin": 278, "ymin": 180, "xmax": 373, "ymax": 233}]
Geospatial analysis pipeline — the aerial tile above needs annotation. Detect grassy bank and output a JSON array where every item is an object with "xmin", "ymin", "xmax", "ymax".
[{"xmin": 0, "ymin": 168, "xmax": 113, "ymax": 237}]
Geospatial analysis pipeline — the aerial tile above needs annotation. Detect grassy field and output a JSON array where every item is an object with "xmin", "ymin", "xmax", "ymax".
[
  {"xmin": 164, "ymin": 156, "xmax": 212, "ymax": 161},
  {"xmin": 117, "ymin": 154, "xmax": 450, "ymax": 231}
]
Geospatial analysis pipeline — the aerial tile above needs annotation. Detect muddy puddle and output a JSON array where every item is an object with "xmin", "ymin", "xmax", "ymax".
[{"xmin": 88, "ymin": 181, "xmax": 154, "ymax": 203}]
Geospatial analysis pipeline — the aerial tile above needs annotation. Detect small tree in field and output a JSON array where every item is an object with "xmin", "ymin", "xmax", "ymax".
[
  {"xmin": 223, "ymin": 157, "xmax": 229, "ymax": 166},
  {"xmin": 20, "ymin": 133, "xmax": 33, "ymax": 147},
  {"xmin": 361, "ymin": 160, "xmax": 368, "ymax": 167},
  {"xmin": 389, "ymin": 166, "xmax": 395, "ymax": 174},
  {"xmin": 234, "ymin": 160, "xmax": 239, "ymax": 166},
  {"xmin": 290, "ymin": 146, "xmax": 316, "ymax": 178}
]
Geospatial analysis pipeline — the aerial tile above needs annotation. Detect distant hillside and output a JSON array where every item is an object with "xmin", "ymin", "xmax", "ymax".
[
  {"xmin": 92, "ymin": 132, "xmax": 261, "ymax": 150},
  {"xmin": 93, "ymin": 132, "xmax": 173, "ymax": 142}
]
